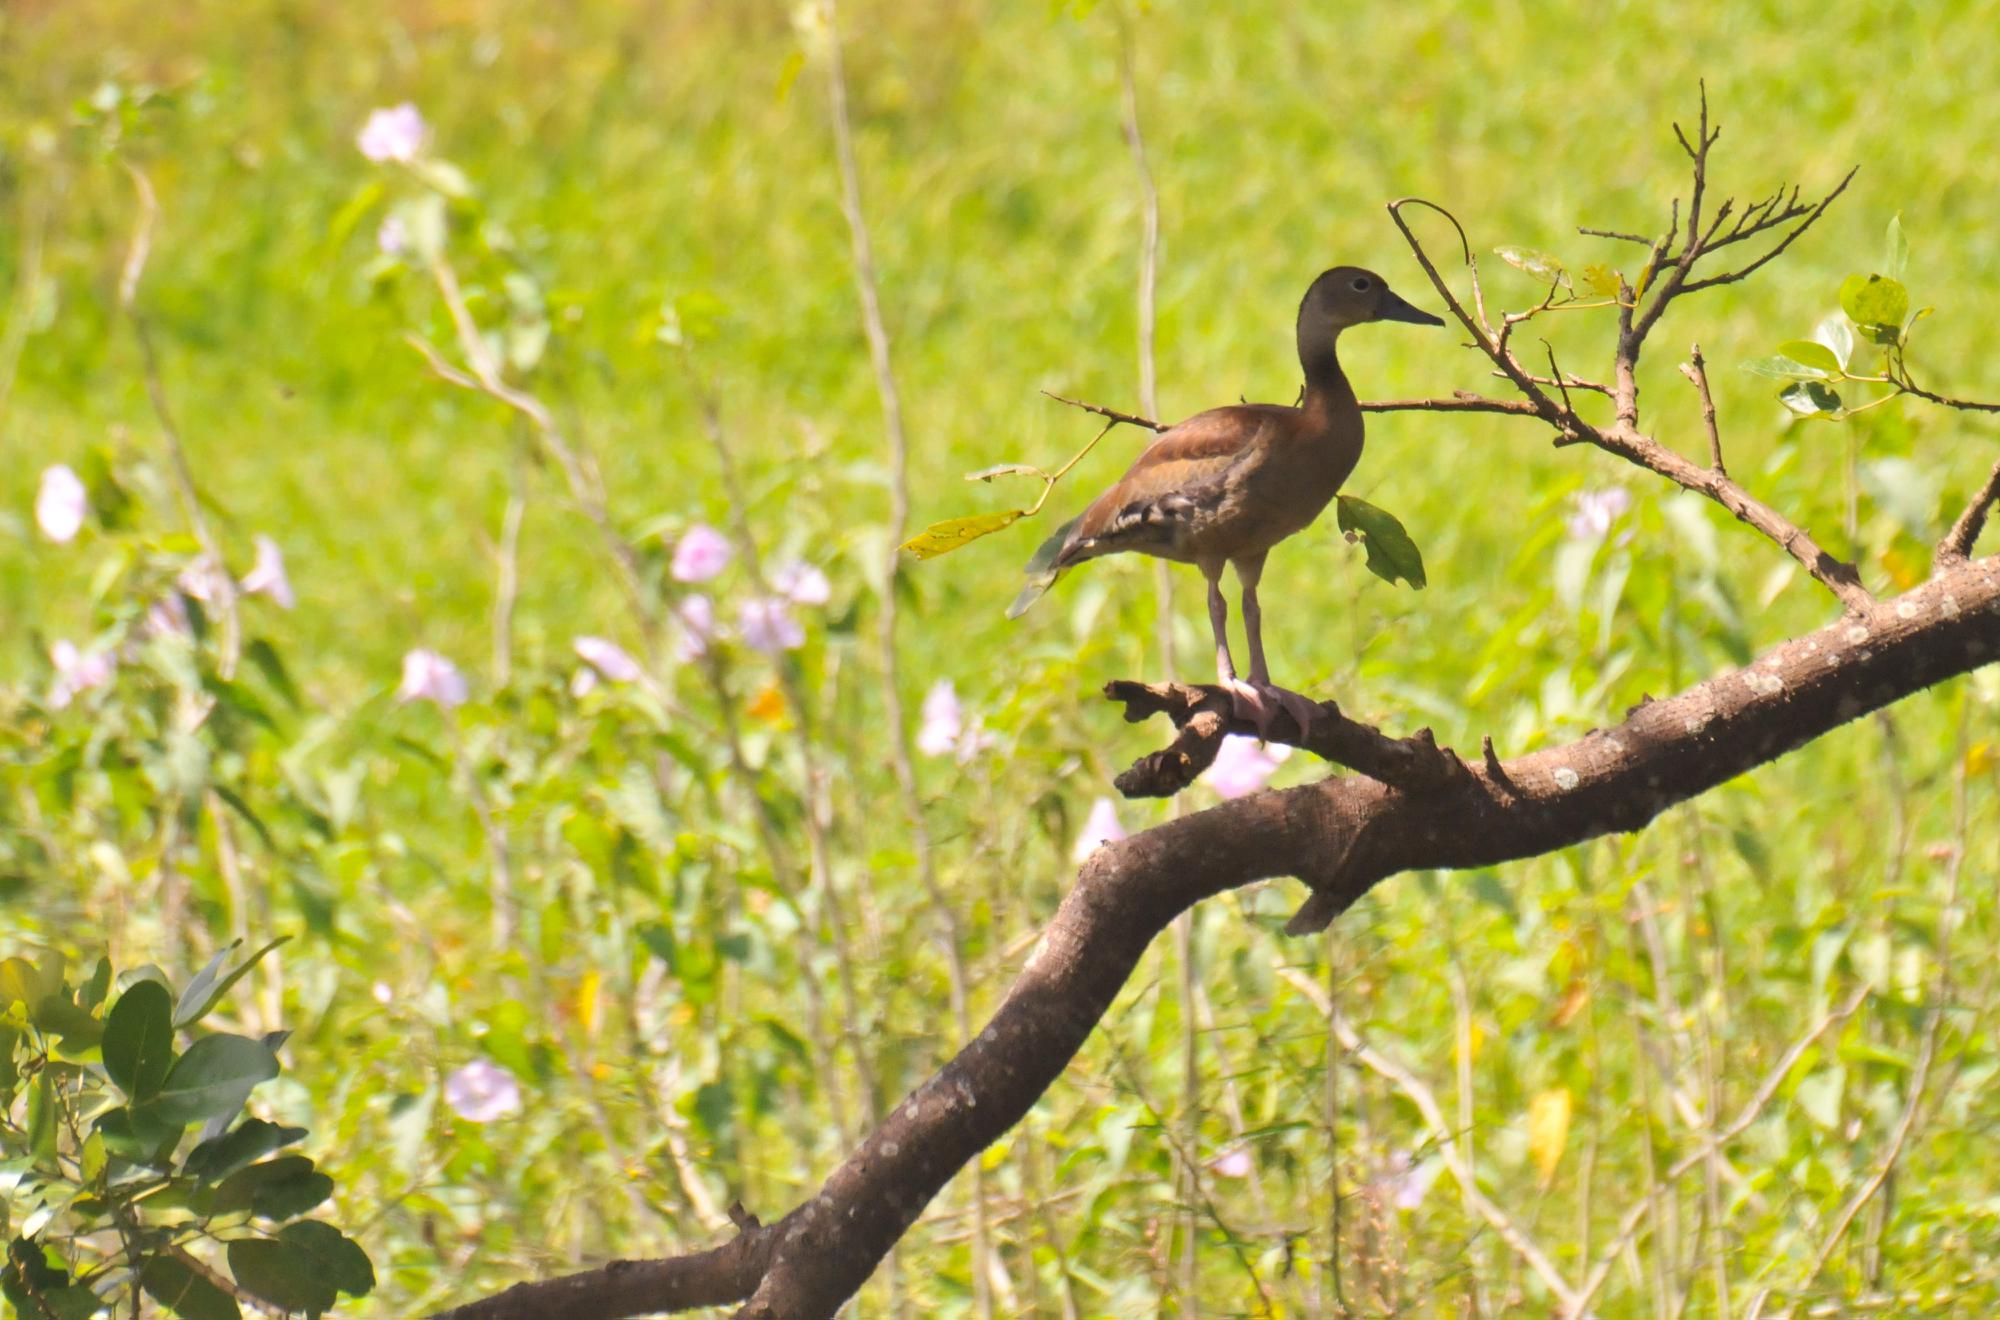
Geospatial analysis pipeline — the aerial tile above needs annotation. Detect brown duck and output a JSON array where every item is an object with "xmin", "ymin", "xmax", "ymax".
[{"xmin": 1010, "ymin": 266, "xmax": 1443, "ymax": 733}]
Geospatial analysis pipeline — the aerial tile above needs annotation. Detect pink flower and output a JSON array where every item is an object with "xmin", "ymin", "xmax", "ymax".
[
  {"xmin": 35, "ymin": 465, "xmax": 87, "ymax": 543},
  {"xmin": 397, "ymin": 648, "xmax": 468, "ymax": 709},
  {"xmin": 1204, "ymin": 735, "xmax": 1291, "ymax": 799},
  {"xmin": 574, "ymin": 635, "xmax": 642, "ymax": 683},
  {"xmin": 738, "ymin": 596, "xmax": 803, "ymax": 654},
  {"xmin": 771, "ymin": 560, "xmax": 831, "ymax": 606},
  {"xmin": 1072, "ymin": 796, "xmax": 1126, "ymax": 863},
  {"xmin": 239, "ymin": 535, "xmax": 294, "ymax": 608},
  {"xmin": 675, "ymin": 594, "xmax": 716, "ymax": 661},
  {"xmin": 1566, "ymin": 486, "xmax": 1631, "ymax": 541},
  {"xmin": 916, "ymin": 680, "xmax": 962, "ymax": 757},
  {"xmin": 1209, "ymin": 1146, "xmax": 1254, "ymax": 1179},
  {"xmin": 670, "ymin": 524, "xmax": 732, "ymax": 582},
  {"xmin": 48, "ymin": 641, "xmax": 114, "ymax": 709},
  {"xmin": 357, "ymin": 103, "xmax": 427, "ymax": 163},
  {"xmin": 444, "ymin": 1059, "xmax": 520, "ymax": 1122},
  {"xmin": 377, "ymin": 215, "xmax": 407, "ymax": 256}
]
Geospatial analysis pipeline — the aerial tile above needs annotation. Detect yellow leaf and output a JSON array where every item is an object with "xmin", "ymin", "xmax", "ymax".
[
  {"xmin": 1528, "ymin": 1088, "xmax": 1572, "ymax": 1185},
  {"xmin": 1579, "ymin": 263, "xmax": 1622, "ymax": 298},
  {"xmin": 899, "ymin": 509, "xmax": 1024, "ymax": 559},
  {"xmin": 1548, "ymin": 978, "xmax": 1590, "ymax": 1029},
  {"xmin": 1967, "ymin": 741, "xmax": 1994, "ymax": 776},
  {"xmin": 576, "ymin": 969, "xmax": 602, "ymax": 1037},
  {"xmin": 746, "ymin": 683, "xmax": 786, "ymax": 723}
]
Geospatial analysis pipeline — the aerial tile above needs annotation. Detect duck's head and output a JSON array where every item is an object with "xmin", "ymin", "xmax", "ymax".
[{"xmin": 1302, "ymin": 266, "xmax": 1446, "ymax": 332}]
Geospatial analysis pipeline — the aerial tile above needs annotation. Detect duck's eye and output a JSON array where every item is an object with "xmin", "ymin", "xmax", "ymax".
[{"xmin": 1351, "ymin": 276, "xmax": 1373, "ymax": 292}]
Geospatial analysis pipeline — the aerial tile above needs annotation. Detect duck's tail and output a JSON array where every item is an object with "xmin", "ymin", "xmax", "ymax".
[{"xmin": 1006, "ymin": 514, "xmax": 1081, "ymax": 619}]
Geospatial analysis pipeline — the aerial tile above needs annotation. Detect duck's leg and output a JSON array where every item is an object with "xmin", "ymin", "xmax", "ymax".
[
  {"xmin": 1201, "ymin": 556, "xmax": 1282, "ymax": 737},
  {"xmin": 1235, "ymin": 552, "xmax": 1324, "ymax": 734}
]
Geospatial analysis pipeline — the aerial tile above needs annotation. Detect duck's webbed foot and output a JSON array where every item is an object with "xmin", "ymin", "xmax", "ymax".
[{"xmin": 1220, "ymin": 677, "xmax": 1325, "ymax": 741}]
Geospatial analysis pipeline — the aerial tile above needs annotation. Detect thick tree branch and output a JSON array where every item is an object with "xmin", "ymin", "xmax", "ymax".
[{"xmin": 434, "ymin": 556, "xmax": 2000, "ymax": 1320}]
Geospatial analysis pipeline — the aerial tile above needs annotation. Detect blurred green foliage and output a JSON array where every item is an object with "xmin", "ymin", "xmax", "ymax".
[{"xmin": 4, "ymin": 1, "xmax": 2000, "ymax": 1315}]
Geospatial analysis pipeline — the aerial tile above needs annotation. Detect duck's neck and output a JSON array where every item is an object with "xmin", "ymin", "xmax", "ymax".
[{"xmin": 1297, "ymin": 320, "xmax": 1354, "ymax": 422}]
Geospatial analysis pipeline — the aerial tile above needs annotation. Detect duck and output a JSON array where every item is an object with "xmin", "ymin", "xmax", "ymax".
[{"xmin": 1010, "ymin": 266, "xmax": 1444, "ymax": 734}]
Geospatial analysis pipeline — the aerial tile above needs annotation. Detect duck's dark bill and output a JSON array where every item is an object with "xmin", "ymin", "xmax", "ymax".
[{"xmin": 1381, "ymin": 294, "xmax": 1447, "ymax": 326}]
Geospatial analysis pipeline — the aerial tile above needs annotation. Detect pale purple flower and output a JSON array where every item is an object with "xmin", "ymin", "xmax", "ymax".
[
  {"xmin": 569, "ymin": 668, "xmax": 599, "ymax": 698},
  {"xmin": 1565, "ymin": 486, "xmax": 1632, "ymax": 541},
  {"xmin": 771, "ymin": 560, "xmax": 831, "ymax": 606},
  {"xmin": 738, "ymin": 596, "xmax": 803, "ymax": 654},
  {"xmin": 397, "ymin": 648, "xmax": 468, "ymax": 709},
  {"xmin": 443, "ymin": 1059, "xmax": 520, "ymax": 1123},
  {"xmin": 954, "ymin": 719, "xmax": 998, "ymax": 765},
  {"xmin": 176, "ymin": 555, "xmax": 232, "ymax": 604},
  {"xmin": 1204, "ymin": 735, "xmax": 1291, "ymax": 799},
  {"xmin": 239, "ymin": 535, "xmax": 294, "ymax": 608},
  {"xmin": 48, "ymin": 641, "xmax": 114, "ymax": 709},
  {"xmin": 916, "ymin": 680, "xmax": 963, "ymax": 757},
  {"xmin": 1209, "ymin": 1146, "xmax": 1254, "ymax": 1179},
  {"xmin": 574, "ymin": 635, "xmax": 642, "ymax": 683},
  {"xmin": 371, "ymin": 982, "xmax": 393, "ymax": 1006},
  {"xmin": 1383, "ymin": 1149, "xmax": 1443, "ymax": 1211},
  {"xmin": 1072, "ymin": 795, "xmax": 1126, "ymax": 863},
  {"xmin": 675, "ymin": 594, "xmax": 716, "ymax": 661},
  {"xmin": 670, "ymin": 524, "xmax": 732, "ymax": 582},
  {"xmin": 357, "ymin": 103, "xmax": 427, "ymax": 163},
  {"xmin": 35, "ymin": 465, "xmax": 87, "ymax": 543},
  {"xmin": 143, "ymin": 594, "xmax": 190, "ymax": 639},
  {"xmin": 377, "ymin": 215, "xmax": 407, "ymax": 256}
]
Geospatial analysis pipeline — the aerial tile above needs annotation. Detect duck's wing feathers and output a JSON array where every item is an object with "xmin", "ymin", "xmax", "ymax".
[{"xmin": 1054, "ymin": 406, "xmax": 1280, "ymax": 567}]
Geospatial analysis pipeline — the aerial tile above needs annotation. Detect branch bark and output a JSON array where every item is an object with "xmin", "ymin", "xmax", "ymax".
[{"xmin": 430, "ymin": 556, "xmax": 2000, "ymax": 1320}]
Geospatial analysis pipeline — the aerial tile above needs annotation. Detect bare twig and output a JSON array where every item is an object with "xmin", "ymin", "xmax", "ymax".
[
  {"xmin": 1891, "ymin": 375, "xmax": 2000, "ymax": 413},
  {"xmin": 1937, "ymin": 459, "xmax": 2000, "ymax": 569},
  {"xmin": 1566, "ymin": 983, "xmax": 1872, "ymax": 1317},
  {"xmin": 1042, "ymin": 390, "xmax": 1167, "ymax": 431},
  {"xmin": 120, "ymin": 163, "xmax": 242, "ymax": 674},
  {"xmin": 819, "ymin": 2, "xmax": 993, "ymax": 1306},
  {"xmin": 1679, "ymin": 344, "xmax": 1725, "ymax": 474},
  {"xmin": 1328, "ymin": 1007, "xmax": 1583, "ymax": 1312}
]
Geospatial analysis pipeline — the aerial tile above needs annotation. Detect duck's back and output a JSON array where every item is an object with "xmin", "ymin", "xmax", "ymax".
[{"xmin": 1056, "ymin": 402, "xmax": 1358, "ymax": 567}]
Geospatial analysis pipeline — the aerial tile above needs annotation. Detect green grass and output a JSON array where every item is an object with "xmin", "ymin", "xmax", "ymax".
[{"xmin": 6, "ymin": 1, "xmax": 2000, "ymax": 1314}]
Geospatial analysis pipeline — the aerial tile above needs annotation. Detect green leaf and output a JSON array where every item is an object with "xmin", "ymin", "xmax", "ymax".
[
  {"xmin": 0, "ymin": 959, "xmax": 47, "ymax": 1015},
  {"xmin": 1779, "ymin": 380, "xmax": 1844, "ymax": 417},
  {"xmin": 1740, "ymin": 355, "xmax": 1829, "ymax": 381},
  {"xmin": 1839, "ymin": 273, "xmax": 1909, "ymax": 336},
  {"xmin": 26, "ymin": 1073, "xmax": 56, "ymax": 1166},
  {"xmin": 1493, "ymin": 245, "xmax": 1567, "ymax": 285},
  {"xmin": 93, "ymin": 1106, "xmax": 185, "ymax": 1165},
  {"xmin": 243, "ymin": 639, "xmax": 301, "ymax": 710},
  {"xmin": 226, "ymin": 1238, "xmax": 337, "ymax": 1316},
  {"xmin": 141, "ymin": 1255, "xmax": 243, "ymax": 1320},
  {"xmin": 80, "ymin": 958, "xmax": 112, "ymax": 1012},
  {"xmin": 1336, "ymin": 496, "xmax": 1427, "ymax": 589},
  {"xmin": 176, "ymin": 937, "xmax": 288, "ymax": 1028},
  {"xmin": 103, "ymin": 980, "xmax": 175, "ymax": 1101},
  {"xmin": 899, "ymin": 509, "xmax": 1024, "ymax": 559},
  {"xmin": 34, "ymin": 995, "xmax": 101, "ymax": 1052},
  {"xmin": 277, "ymin": 1221, "xmax": 375, "ymax": 1298},
  {"xmin": 1885, "ymin": 213, "xmax": 1910, "ymax": 279},
  {"xmin": 183, "ymin": 1119, "xmax": 309, "ymax": 1184},
  {"xmin": 1776, "ymin": 340, "xmax": 1843, "ymax": 376},
  {"xmin": 139, "ymin": 1035, "xmax": 279, "ymax": 1128},
  {"xmin": 211, "ymin": 1155, "xmax": 333, "ymax": 1221}
]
